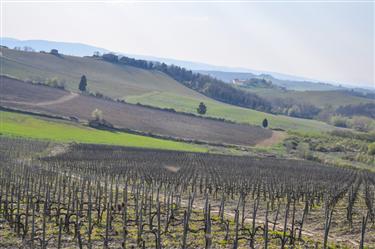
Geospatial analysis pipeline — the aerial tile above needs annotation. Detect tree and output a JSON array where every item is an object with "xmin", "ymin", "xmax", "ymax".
[
  {"xmin": 262, "ymin": 118, "xmax": 268, "ymax": 128},
  {"xmin": 197, "ymin": 102, "xmax": 207, "ymax": 115},
  {"xmin": 350, "ymin": 116, "xmax": 374, "ymax": 132},
  {"xmin": 330, "ymin": 115, "xmax": 348, "ymax": 128},
  {"xmin": 91, "ymin": 108, "xmax": 103, "ymax": 121},
  {"xmin": 79, "ymin": 75, "xmax": 87, "ymax": 92}
]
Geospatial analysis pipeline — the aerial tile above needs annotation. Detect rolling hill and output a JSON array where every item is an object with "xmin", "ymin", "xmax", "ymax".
[
  {"xmin": 198, "ymin": 70, "xmax": 374, "ymax": 110},
  {"xmin": 1, "ymin": 37, "xmax": 325, "ymax": 83},
  {"xmin": 1, "ymin": 76, "xmax": 274, "ymax": 146},
  {"xmin": 0, "ymin": 47, "xmax": 336, "ymax": 133},
  {"xmin": 242, "ymin": 87, "xmax": 375, "ymax": 109},
  {"xmin": 1, "ymin": 47, "xmax": 205, "ymax": 99}
]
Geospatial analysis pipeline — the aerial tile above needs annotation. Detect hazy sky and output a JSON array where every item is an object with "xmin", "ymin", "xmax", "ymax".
[{"xmin": 1, "ymin": 1, "xmax": 374, "ymax": 87}]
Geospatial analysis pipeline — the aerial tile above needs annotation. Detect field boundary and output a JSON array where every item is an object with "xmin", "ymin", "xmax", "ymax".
[{"xmin": 0, "ymin": 105, "xmax": 76, "ymax": 122}]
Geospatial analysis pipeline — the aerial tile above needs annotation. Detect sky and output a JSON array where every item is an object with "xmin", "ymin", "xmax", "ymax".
[{"xmin": 1, "ymin": 0, "xmax": 374, "ymax": 87}]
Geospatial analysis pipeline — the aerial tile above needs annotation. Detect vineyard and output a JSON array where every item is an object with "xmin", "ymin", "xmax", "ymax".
[{"xmin": 0, "ymin": 137, "xmax": 374, "ymax": 248}]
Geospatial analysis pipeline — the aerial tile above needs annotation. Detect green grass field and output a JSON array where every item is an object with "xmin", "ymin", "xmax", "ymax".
[
  {"xmin": 126, "ymin": 92, "xmax": 334, "ymax": 134},
  {"xmin": 0, "ymin": 111, "xmax": 207, "ymax": 152}
]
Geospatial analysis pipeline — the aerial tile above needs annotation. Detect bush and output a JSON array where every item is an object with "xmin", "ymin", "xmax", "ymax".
[
  {"xmin": 45, "ymin": 77, "xmax": 65, "ymax": 89},
  {"xmin": 262, "ymin": 118, "xmax": 268, "ymax": 128},
  {"xmin": 91, "ymin": 108, "xmax": 103, "ymax": 121},
  {"xmin": 348, "ymin": 116, "xmax": 375, "ymax": 132},
  {"xmin": 296, "ymin": 142, "xmax": 314, "ymax": 160},
  {"xmin": 368, "ymin": 143, "xmax": 375, "ymax": 155},
  {"xmin": 330, "ymin": 115, "xmax": 348, "ymax": 128},
  {"xmin": 197, "ymin": 102, "xmax": 207, "ymax": 115},
  {"xmin": 88, "ymin": 119, "xmax": 114, "ymax": 130},
  {"xmin": 95, "ymin": 92, "xmax": 104, "ymax": 98},
  {"xmin": 330, "ymin": 130, "xmax": 375, "ymax": 142}
]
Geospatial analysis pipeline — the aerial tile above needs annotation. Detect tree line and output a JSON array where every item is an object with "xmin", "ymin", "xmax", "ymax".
[{"xmin": 102, "ymin": 53, "xmax": 273, "ymax": 112}]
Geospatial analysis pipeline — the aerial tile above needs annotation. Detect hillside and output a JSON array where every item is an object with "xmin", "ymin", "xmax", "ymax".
[
  {"xmin": 0, "ymin": 47, "xmax": 336, "ymax": 133},
  {"xmin": 126, "ymin": 92, "xmax": 333, "ymax": 133},
  {"xmin": 1, "ymin": 76, "xmax": 273, "ymax": 146},
  {"xmin": 243, "ymin": 87, "xmax": 375, "ymax": 108},
  {"xmin": 198, "ymin": 70, "xmax": 374, "ymax": 112},
  {"xmin": 1, "ymin": 37, "xmax": 325, "ymax": 83},
  {"xmin": 1, "ymin": 47, "xmax": 206, "ymax": 99}
]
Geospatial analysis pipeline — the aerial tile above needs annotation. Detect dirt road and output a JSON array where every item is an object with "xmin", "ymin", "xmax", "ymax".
[{"xmin": 2, "ymin": 92, "xmax": 78, "ymax": 106}]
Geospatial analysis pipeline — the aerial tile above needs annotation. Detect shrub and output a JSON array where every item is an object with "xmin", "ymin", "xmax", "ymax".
[
  {"xmin": 91, "ymin": 108, "xmax": 103, "ymax": 121},
  {"xmin": 368, "ymin": 143, "xmax": 375, "ymax": 155},
  {"xmin": 262, "ymin": 118, "xmax": 268, "ymax": 128},
  {"xmin": 330, "ymin": 129, "xmax": 375, "ymax": 142},
  {"xmin": 330, "ymin": 115, "xmax": 348, "ymax": 128},
  {"xmin": 296, "ymin": 142, "xmax": 313, "ymax": 160},
  {"xmin": 95, "ymin": 92, "xmax": 104, "ymax": 98},
  {"xmin": 45, "ymin": 77, "xmax": 65, "ymax": 89},
  {"xmin": 287, "ymin": 105, "xmax": 300, "ymax": 117},
  {"xmin": 197, "ymin": 102, "xmax": 207, "ymax": 115},
  {"xmin": 348, "ymin": 116, "xmax": 375, "ymax": 132}
]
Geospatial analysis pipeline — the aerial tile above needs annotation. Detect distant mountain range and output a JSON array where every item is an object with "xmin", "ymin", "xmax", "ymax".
[
  {"xmin": 1, "ymin": 37, "xmax": 373, "ymax": 92},
  {"xmin": 1, "ymin": 37, "xmax": 110, "ymax": 57}
]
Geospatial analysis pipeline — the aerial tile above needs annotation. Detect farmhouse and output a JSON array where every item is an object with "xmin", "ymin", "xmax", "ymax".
[{"xmin": 232, "ymin": 78, "xmax": 246, "ymax": 86}]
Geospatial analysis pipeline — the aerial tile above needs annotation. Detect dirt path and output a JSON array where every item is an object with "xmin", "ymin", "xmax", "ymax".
[
  {"xmin": 46, "ymin": 143, "xmax": 71, "ymax": 157},
  {"xmin": 256, "ymin": 130, "xmax": 286, "ymax": 147},
  {"xmin": 2, "ymin": 92, "xmax": 78, "ymax": 106}
]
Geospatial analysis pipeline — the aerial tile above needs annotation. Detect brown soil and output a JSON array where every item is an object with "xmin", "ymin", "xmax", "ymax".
[
  {"xmin": 164, "ymin": 165, "xmax": 181, "ymax": 173},
  {"xmin": 256, "ymin": 130, "xmax": 287, "ymax": 147}
]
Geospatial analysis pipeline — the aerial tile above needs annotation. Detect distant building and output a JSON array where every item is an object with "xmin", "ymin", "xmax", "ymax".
[
  {"xmin": 50, "ymin": 49, "xmax": 59, "ymax": 55},
  {"xmin": 102, "ymin": 53, "xmax": 118, "ymax": 63},
  {"xmin": 232, "ymin": 78, "xmax": 246, "ymax": 85}
]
